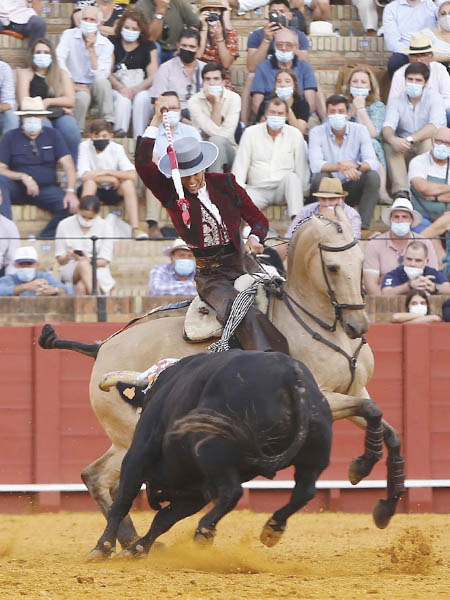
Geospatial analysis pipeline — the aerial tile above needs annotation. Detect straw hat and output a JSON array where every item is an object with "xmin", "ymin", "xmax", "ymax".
[
  {"xmin": 381, "ymin": 197, "xmax": 422, "ymax": 227},
  {"xmin": 15, "ymin": 96, "xmax": 52, "ymax": 115},
  {"xmin": 164, "ymin": 238, "xmax": 192, "ymax": 256},
  {"xmin": 309, "ymin": 21, "xmax": 335, "ymax": 36},
  {"xmin": 199, "ymin": 0, "xmax": 225, "ymax": 10},
  {"xmin": 312, "ymin": 177, "xmax": 348, "ymax": 198},
  {"xmin": 158, "ymin": 137, "xmax": 219, "ymax": 178},
  {"xmin": 403, "ymin": 33, "xmax": 434, "ymax": 55}
]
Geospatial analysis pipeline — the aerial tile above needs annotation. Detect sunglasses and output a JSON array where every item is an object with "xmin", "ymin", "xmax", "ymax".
[{"xmin": 29, "ymin": 139, "xmax": 39, "ymax": 158}]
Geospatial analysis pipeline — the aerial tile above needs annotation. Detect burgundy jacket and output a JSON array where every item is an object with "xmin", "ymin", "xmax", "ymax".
[{"xmin": 135, "ymin": 137, "xmax": 269, "ymax": 250}]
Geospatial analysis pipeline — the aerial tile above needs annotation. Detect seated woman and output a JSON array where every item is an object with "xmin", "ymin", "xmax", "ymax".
[
  {"xmin": 341, "ymin": 65, "xmax": 391, "ymax": 205},
  {"xmin": 198, "ymin": 0, "xmax": 239, "ymax": 90},
  {"xmin": 109, "ymin": 8, "xmax": 157, "ymax": 137},
  {"xmin": 72, "ymin": 0, "xmax": 125, "ymax": 37},
  {"xmin": 255, "ymin": 69, "xmax": 309, "ymax": 135},
  {"xmin": 16, "ymin": 38, "xmax": 82, "ymax": 164},
  {"xmin": 391, "ymin": 289, "xmax": 442, "ymax": 323},
  {"xmin": 423, "ymin": 1, "xmax": 450, "ymax": 76},
  {"xmin": 55, "ymin": 195, "xmax": 115, "ymax": 296}
]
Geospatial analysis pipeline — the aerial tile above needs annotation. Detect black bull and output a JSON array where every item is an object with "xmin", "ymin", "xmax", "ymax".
[{"xmin": 89, "ymin": 350, "xmax": 332, "ymax": 560}]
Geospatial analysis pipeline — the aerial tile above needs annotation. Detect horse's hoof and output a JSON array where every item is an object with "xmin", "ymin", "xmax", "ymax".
[
  {"xmin": 373, "ymin": 499, "xmax": 394, "ymax": 529},
  {"xmin": 348, "ymin": 456, "xmax": 375, "ymax": 485},
  {"xmin": 120, "ymin": 542, "xmax": 147, "ymax": 559},
  {"xmin": 194, "ymin": 527, "xmax": 216, "ymax": 546},
  {"xmin": 260, "ymin": 519, "xmax": 285, "ymax": 547},
  {"xmin": 86, "ymin": 543, "xmax": 114, "ymax": 562}
]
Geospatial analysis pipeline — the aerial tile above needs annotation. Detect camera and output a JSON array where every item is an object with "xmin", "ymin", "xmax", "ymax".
[
  {"xmin": 269, "ymin": 10, "xmax": 288, "ymax": 28},
  {"xmin": 207, "ymin": 12, "xmax": 220, "ymax": 23}
]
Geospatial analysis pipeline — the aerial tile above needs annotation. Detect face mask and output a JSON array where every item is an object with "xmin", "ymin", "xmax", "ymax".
[
  {"xmin": 328, "ymin": 113, "xmax": 347, "ymax": 130},
  {"xmin": 179, "ymin": 48, "xmax": 196, "ymax": 64},
  {"xmin": 350, "ymin": 87, "xmax": 370, "ymax": 98},
  {"xmin": 433, "ymin": 144, "xmax": 450, "ymax": 160},
  {"xmin": 275, "ymin": 87, "xmax": 293, "ymax": 100},
  {"xmin": 23, "ymin": 117, "xmax": 42, "ymax": 136},
  {"xmin": 275, "ymin": 49, "xmax": 294, "ymax": 63},
  {"xmin": 391, "ymin": 221, "xmax": 410, "ymax": 237},
  {"xmin": 16, "ymin": 268, "xmax": 36, "ymax": 283},
  {"xmin": 207, "ymin": 85, "xmax": 223, "ymax": 96},
  {"xmin": 80, "ymin": 20, "xmax": 98, "ymax": 35},
  {"xmin": 166, "ymin": 110, "xmax": 180, "ymax": 127},
  {"xmin": 121, "ymin": 28, "xmax": 140, "ymax": 42},
  {"xmin": 93, "ymin": 139, "xmax": 109, "ymax": 152},
  {"xmin": 440, "ymin": 14, "xmax": 450, "ymax": 31},
  {"xmin": 174, "ymin": 258, "xmax": 195, "ymax": 276},
  {"xmin": 78, "ymin": 215, "xmax": 95, "ymax": 228},
  {"xmin": 405, "ymin": 82, "xmax": 423, "ymax": 99},
  {"xmin": 404, "ymin": 265, "xmax": 424, "ymax": 280},
  {"xmin": 409, "ymin": 303, "xmax": 428, "ymax": 315},
  {"xmin": 266, "ymin": 115, "xmax": 285, "ymax": 130},
  {"xmin": 33, "ymin": 53, "xmax": 52, "ymax": 69}
]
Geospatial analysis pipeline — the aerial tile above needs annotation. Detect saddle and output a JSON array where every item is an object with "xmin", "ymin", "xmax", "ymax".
[{"xmin": 184, "ymin": 273, "xmax": 272, "ymax": 343}]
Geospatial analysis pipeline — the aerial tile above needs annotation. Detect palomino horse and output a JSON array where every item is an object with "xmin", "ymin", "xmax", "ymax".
[{"xmin": 39, "ymin": 207, "xmax": 405, "ymax": 550}]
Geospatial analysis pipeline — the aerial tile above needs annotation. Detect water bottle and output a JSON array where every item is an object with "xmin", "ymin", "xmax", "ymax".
[{"xmin": 42, "ymin": 0, "xmax": 51, "ymax": 14}]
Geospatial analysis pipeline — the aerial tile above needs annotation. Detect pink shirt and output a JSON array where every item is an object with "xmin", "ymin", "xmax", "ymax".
[{"xmin": 363, "ymin": 231, "xmax": 438, "ymax": 280}]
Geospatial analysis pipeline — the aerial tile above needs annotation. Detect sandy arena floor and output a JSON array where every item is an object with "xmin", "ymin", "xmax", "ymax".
[{"xmin": 0, "ymin": 510, "xmax": 449, "ymax": 600}]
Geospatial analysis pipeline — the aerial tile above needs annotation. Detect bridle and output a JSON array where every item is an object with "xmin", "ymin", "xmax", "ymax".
[{"xmin": 281, "ymin": 218, "xmax": 367, "ymax": 393}]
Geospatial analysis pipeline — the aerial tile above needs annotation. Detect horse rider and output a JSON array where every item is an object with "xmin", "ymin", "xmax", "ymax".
[{"xmin": 135, "ymin": 105, "xmax": 289, "ymax": 354}]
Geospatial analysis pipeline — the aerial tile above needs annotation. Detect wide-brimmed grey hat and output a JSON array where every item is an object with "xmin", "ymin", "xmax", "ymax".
[{"xmin": 158, "ymin": 137, "xmax": 219, "ymax": 177}]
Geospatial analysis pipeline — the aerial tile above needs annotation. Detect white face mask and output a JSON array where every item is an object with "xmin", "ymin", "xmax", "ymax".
[
  {"xmin": 166, "ymin": 110, "xmax": 180, "ymax": 127},
  {"xmin": 275, "ymin": 87, "xmax": 293, "ymax": 100},
  {"xmin": 328, "ymin": 113, "xmax": 348, "ymax": 131},
  {"xmin": 16, "ymin": 268, "xmax": 36, "ymax": 282},
  {"xmin": 350, "ymin": 87, "xmax": 370, "ymax": 98},
  {"xmin": 409, "ymin": 303, "xmax": 428, "ymax": 315},
  {"xmin": 440, "ymin": 14, "xmax": 450, "ymax": 31},
  {"xmin": 33, "ymin": 53, "xmax": 52, "ymax": 69},
  {"xmin": 78, "ymin": 215, "xmax": 95, "ymax": 228},
  {"xmin": 121, "ymin": 28, "xmax": 140, "ymax": 42},
  {"xmin": 275, "ymin": 49, "xmax": 294, "ymax": 63},
  {"xmin": 266, "ymin": 115, "xmax": 286, "ymax": 130},
  {"xmin": 80, "ymin": 20, "xmax": 98, "ymax": 35},
  {"xmin": 432, "ymin": 143, "xmax": 450, "ymax": 160},
  {"xmin": 207, "ymin": 85, "xmax": 223, "ymax": 96},
  {"xmin": 405, "ymin": 82, "xmax": 423, "ymax": 99},
  {"xmin": 404, "ymin": 265, "xmax": 424, "ymax": 280},
  {"xmin": 391, "ymin": 221, "xmax": 410, "ymax": 237},
  {"xmin": 174, "ymin": 258, "xmax": 195, "ymax": 276},
  {"xmin": 23, "ymin": 117, "xmax": 42, "ymax": 136}
]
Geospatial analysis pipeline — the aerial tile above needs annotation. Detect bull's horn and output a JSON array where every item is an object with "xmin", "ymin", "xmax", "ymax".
[{"xmin": 99, "ymin": 370, "xmax": 143, "ymax": 391}]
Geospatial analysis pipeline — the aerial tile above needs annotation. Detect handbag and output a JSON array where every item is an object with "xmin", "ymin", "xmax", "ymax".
[
  {"xmin": 47, "ymin": 106, "xmax": 65, "ymax": 121},
  {"xmin": 114, "ymin": 65, "xmax": 145, "ymax": 88}
]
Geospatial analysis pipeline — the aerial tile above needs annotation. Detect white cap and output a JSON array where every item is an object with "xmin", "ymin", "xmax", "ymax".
[
  {"xmin": 309, "ymin": 21, "xmax": 335, "ymax": 36},
  {"xmin": 381, "ymin": 198, "xmax": 422, "ymax": 228},
  {"xmin": 163, "ymin": 238, "xmax": 191, "ymax": 256},
  {"xmin": 14, "ymin": 246, "xmax": 38, "ymax": 264}
]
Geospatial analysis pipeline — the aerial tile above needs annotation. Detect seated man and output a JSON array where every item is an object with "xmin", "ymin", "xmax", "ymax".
[
  {"xmin": 309, "ymin": 94, "xmax": 380, "ymax": 232},
  {"xmin": 0, "ymin": 190, "xmax": 20, "ymax": 276},
  {"xmin": 0, "ymin": 246, "xmax": 72, "ymax": 296},
  {"xmin": 382, "ymin": 0, "xmax": 437, "ymax": 76},
  {"xmin": 0, "ymin": 0, "xmax": 46, "ymax": 47},
  {"xmin": 232, "ymin": 97, "xmax": 309, "ymax": 220},
  {"xmin": 56, "ymin": 5, "xmax": 114, "ymax": 133},
  {"xmin": 77, "ymin": 119, "xmax": 148, "ymax": 240},
  {"xmin": 0, "ymin": 60, "xmax": 19, "ymax": 135},
  {"xmin": 383, "ymin": 62, "xmax": 446, "ymax": 198},
  {"xmin": 388, "ymin": 34, "xmax": 450, "ymax": 127},
  {"xmin": 0, "ymin": 97, "xmax": 78, "ymax": 239},
  {"xmin": 250, "ymin": 27, "xmax": 318, "ymax": 118},
  {"xmin": 148, "ymin": 238, "xmax": 197, "ymax": 296},
  {"xmin": 382, "ymin": 240, "xmax": 450, "ymax": 295},
  {"xmin": 363, "ymin": 197, "xmax": 439, "ymax": 294},
  {"xmin": 188, "ymin": 62, "xmax": 241, "ymax": 174}
]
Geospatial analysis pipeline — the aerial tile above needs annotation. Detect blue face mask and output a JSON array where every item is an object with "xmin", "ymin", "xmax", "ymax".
[
  {"xmin": 80, "ymin": 20, "xmax": 98, "ymax": 35},
  {"xmin": 275, "ymin": 49, "xmax": 294, "ymax": 63},
  {"xmin": 166, "ymin": 110, "xmax": 180, "ymax": 127},
  {"xmin": 207, "ymin": 85, "xmax": 223, "ymax": 96},
  {"xmin": 328, "ymin": 113, "xmax": 347, "ymax": 131},
  {"xmin": 121, "ymin": 28, "xmax": 140, "ymax": 42},
  {"xmin": 174, "ymin": 258, "xmax": 195, "ymax": 276},
  {"xmin": 391, "ymin": 221, "xmax": 410, "ymax": 237},
  {"xmin": 405, "ymin": 82, "xmax": 423, "ymax": 99},
  {"xmin": 16, "ymin": 268, "xmax": 36, "ymax": 283},
  {"xmin": 350, "ymin": 87, "xmax": 369, "ymax": 98},
  {"xmin": 33, "ymin": 53, "xmax": 52, "ymax": 69},
  {"xmin": 266, "ymin": 115, "xmax": 285, "ymax": 130},
  {"xmin": 433, "ymin": 143, "xmax": 450, "ymax": 160},
  {"xmin": 275, "ymin": 87, "xmax": 293, "ymax": 100}
]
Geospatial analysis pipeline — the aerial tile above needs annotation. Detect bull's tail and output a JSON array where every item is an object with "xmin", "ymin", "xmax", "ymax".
[
  {"xmin": 38, "ymin": 324, "xmax": 101, "ymax": 359},
  {"xmin": 167, "ymin": 383, "xmax": 311, "ymax": 478}
]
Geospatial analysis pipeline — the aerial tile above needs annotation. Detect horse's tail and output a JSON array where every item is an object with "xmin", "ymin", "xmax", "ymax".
[{"xmin": 38, "ymin": 324, "xmax": 102, "ymax": 359}]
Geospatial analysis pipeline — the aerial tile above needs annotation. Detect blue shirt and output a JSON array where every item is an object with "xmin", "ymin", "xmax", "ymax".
[
  {"xmin": 0, "ymin": 127, "xmax": 70, "ymax": 186},
  {"xmin": 0, "ymin": 270, "xmax": 73, "ymax": 296},
  {"xmin": 383, "ymin": 0, "xmax": 437, "ymax": 54},
  {"xmin": 251, "ymin": 55, "xmax": 317, "ymax": 100},
  {"xmin": 308, "ymin": 121, "xmax": 379, "ymax": 180},
  {"xmin": 154, "ymin": 121, "xmax": 201, "ymax": 160},
  {"xmin": 247, "ymin": 27, "xmax": 310, "ymax": 53},
  {"xmin": 381, "ymin": 265, "xmax": 446, "ymax": 289},
  {"xmin": 384, "ymin": 87, "xmax": 446, "ymax": 138}
]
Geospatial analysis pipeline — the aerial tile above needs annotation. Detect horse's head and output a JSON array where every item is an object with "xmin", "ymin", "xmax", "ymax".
[{"xmin": 286, "ymin": 206, "xmax": 369, "ymax": 338}]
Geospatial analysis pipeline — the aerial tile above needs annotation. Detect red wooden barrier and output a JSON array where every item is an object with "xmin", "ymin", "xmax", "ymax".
[{"xmin": 0, "ymin": 322, "xmax": 449, "ymax": 514}]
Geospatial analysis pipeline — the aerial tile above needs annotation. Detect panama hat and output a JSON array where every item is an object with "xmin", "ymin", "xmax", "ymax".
[
  {"xmin": 158, "ymin": 137, "xmax": 219, "ymax": 178},
  {"xmin": 14, "ymin": 246, "xmax": 38, "ymax": 263},
  {"xmin": 309, "ymin": 21, "xmax": 335, "ymax": 36},
  {"xmin": 163, "ymin": 238, "xmax": 191, "ymax": 256},
  {"xmin": 15, "ymin": 96, "xmax": 52, "ymax": 115},
  {"xmin": 403, "ymin": 33, "xmax": 434, "ymax": 55},
  {"xmin": 312, "ymin": 177, "xmax": 348, "ymax": 198},
  {"xmin": 199, "ymin": 0, "xmax": 226, "ymax": 10},
  {"xmin": 381, "ymin": 197, "xmax": 422, "ymax": 227}
]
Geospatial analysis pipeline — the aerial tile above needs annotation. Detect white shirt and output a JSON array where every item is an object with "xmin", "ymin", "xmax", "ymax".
[
  {"xmin": 408, "ymin": 150, "xmax": 450, "ymax": 183},
  {"xmin": 232, "ymin": 122, "xmax": 310, "ymax": 192},
  {"xmin": 382, "ymin": 0, "xmax": 437, "ymax": 53},
  {"xmin": 388, "ymin": 61, "xmax": 450, "ymax": 109},
  {"xmin": 56, "ymin": 27, "xmax": 114, "ymax": 84},
  {"xmin": 54, "ymin": 214, "xmax": 114, "ymax": 263},
  {"xmin": 198, "ymin": 184, "xmax": 223, "ymax": 225},
  {"xmin": 187, "ymin": 88, "xmax": 241, "ymax": 146},
  {"xmin": 0, "ymin": 214, "xmax": 19, "ymax": 274},
  {"xmin": 77, "ymin": 139, "xmax": 134, "ymax": 178},
  {"xmin": 0, "ymin": 0, "xmax": 35, "ymax": 25}
]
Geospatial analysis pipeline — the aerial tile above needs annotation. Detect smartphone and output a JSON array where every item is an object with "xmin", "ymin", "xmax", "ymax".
[{"xmin": 74, "ymin": 250, "xmax": 85, "ymax": 256}]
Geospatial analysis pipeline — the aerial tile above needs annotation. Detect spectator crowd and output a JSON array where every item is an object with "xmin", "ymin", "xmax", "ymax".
[{"xmin": 0, "ymin": 0, "xmax": 449, "ymax": 311}]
